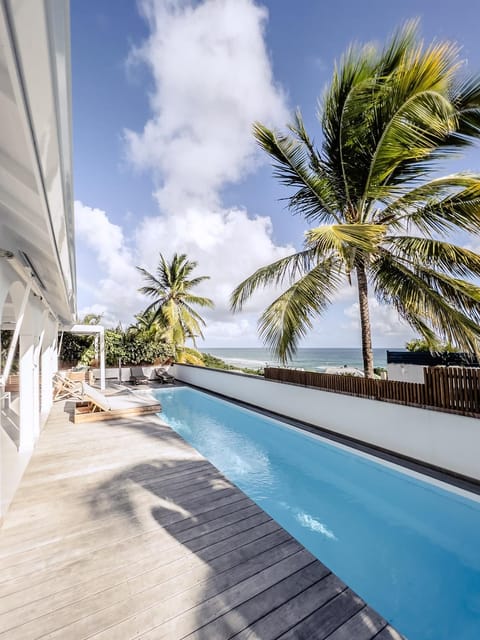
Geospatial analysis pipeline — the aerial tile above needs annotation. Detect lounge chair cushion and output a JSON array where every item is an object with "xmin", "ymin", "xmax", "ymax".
[
  {"xmin": 75, "ymin": 383, "xmax": 161, "ymax": 423},
  {"xmin": 82, "ymin": 383, "xmax": 112, "ymax": 411}
]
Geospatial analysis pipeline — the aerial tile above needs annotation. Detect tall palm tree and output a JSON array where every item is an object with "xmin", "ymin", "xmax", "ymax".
[
  {"xmin": 231, "ymin": 21, "xmax": 480, "ymax": 377},
  {"xmin": 137, "ymin": 253, "xmax": 214, "ymax": 353}
]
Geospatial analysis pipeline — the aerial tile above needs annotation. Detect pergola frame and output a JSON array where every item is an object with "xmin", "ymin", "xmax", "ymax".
[{"xmin": 69, "ymin": 325, "xmax": 105, "ymax": 391}]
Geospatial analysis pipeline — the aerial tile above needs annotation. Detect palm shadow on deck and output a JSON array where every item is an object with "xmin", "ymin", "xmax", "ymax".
[{"xmin": 85, "ymin": 415, "xmax": 402, "ymax": 640}]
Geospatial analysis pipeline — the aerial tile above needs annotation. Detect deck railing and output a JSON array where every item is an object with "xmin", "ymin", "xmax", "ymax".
[{"xmin": 264, "ymin": 366, "xmax": 480, "ymax": 417}]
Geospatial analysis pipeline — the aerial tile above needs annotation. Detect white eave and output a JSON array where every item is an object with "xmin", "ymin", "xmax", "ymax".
[{"xmin": 0, "ymin": 0, "xmax": 76, "ymax": 326}]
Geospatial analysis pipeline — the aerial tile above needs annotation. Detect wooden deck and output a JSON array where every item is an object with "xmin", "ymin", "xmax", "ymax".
[{"xmin": 0, "ymin": 399, "xmax": 405, "ymax": 639}]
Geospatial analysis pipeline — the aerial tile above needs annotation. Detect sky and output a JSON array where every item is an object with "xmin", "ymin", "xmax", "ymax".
[{"xmin": 71, "ymin": 0, "xmax": 480, "ymax": 349}]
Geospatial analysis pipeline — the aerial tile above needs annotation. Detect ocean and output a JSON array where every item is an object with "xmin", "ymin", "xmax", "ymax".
[{"xmin": 200, "ymin": 347, "xmax": 395, "ymax": 371}]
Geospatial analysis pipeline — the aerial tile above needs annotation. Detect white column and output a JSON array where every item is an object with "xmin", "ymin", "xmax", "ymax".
[
  {"xmin": 99, "ymin": 328, "xmax": 105, "ymax": 391},
  {"xmin": 41, "ymin": 342, "xmax": 52, "ymax": 424},
  {"xmin": 19, "ymin": 333, "xmax": 36, "ymax": 451},
  {"xmin": 40, "ymin": 319, "xmax": 58, "ymax": 425},
  {"xmin": 52, "ymin": 330, "xmax": 59, "ymax": 373},
  {"xmin": 32, "ymin": 333, "xmax": 42, "ymax": 439},
  {"xmin": 0, "ymin": 266, "xmax": 12, "ymax": 523}
]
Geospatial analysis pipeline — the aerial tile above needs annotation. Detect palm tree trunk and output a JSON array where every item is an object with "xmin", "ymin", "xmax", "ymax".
[{"xmin": 356, "ymin": 261, "xmax": 375, "ymax": 378}]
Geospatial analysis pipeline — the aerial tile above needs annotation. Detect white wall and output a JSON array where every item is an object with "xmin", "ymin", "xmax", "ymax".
[
  {"xmin": 40, "ymin": 319, "xmax": 58, "ymax": 426},
  {"xmin": 173, "ymin": 364, "xmax": 480, "ymax": 482},
  {"xmin": 0, "ymin": 262, "xmax": 59, "ymax": 521},
  {"xmin": 91, "ymin": 365, "xmax": 161, "ymax": 382},
  {"xmin": 387, "ymin": 363, "xmax": 426, "ymax": 383}
]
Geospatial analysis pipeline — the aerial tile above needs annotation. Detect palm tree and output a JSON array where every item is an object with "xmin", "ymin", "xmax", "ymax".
[
  {"xmin": 231, "ymin": 21, "xmax": 480, "ymax": 377},
  {"xmin": 81, "ymin": 313, "xmax": 102, "ymax": 325},
  {"xmin": 137, "ymin": 253, "xmax": 214, "ymax": 354}
]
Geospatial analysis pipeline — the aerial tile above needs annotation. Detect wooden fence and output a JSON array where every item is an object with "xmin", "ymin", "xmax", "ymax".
[
  {"xmin": 264, "ymin": 366, "xmax": 480, "ymax": 417},
  {"xmin": 424, "ymin": 367, "xmax": 480, "ymax": 415}
]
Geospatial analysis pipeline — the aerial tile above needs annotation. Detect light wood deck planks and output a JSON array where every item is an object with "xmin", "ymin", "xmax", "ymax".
[{"xmin": 0, "ymin": 399, "xmax": 405, "ymax": 639}]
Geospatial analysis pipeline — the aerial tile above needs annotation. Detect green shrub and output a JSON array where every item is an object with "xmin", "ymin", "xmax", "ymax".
[
  {"xmin": 60, "ymin": 332, "xmax": 93, "ymax": 365},
  {"xmin": 79, "ymin": 329, "xmax": 175, "ymax": 367},
  {"xmin": 201, "ymin": 352, "xmax": 263, "ymax": 376},
  {"xmin": 405, "ymin": 338, "xmax": 459, "ymax": 353}
]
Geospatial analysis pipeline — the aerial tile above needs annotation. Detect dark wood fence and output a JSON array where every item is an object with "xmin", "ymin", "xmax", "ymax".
[
  {"xmin": 264, "ymin": 366, "xmax": 480, "ymax": 417},
  {"xmin": 423, "ymin": 367, "xmax": 480, "ymax": 415}
]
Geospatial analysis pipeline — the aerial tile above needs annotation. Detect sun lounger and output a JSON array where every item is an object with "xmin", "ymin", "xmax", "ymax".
[
  {"xmin": 130, "ymin": 366, "xmax": 149, "ymax": 385},
  {"xmin": 73, "ymin": 383, "xmax": 161, "ymax": 423},
  {"xmin": 53, "ymin": 372, "xmax": 83, "ymax": 401},
  {"xmin": 154, "ymin": 367, "xmax": 175, "ymax": 384}
]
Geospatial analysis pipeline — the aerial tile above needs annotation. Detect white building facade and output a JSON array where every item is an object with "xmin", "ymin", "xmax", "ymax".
[{"xmin": 0, "ymin": 0, "xmax": 75, "ymax": 521}]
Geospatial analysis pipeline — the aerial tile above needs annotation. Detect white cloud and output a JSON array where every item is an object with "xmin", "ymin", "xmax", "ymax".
[
  {"xmin": 84, "ymin": 1, "xmax": 414, "ymax": 349},
  {"xmin": 343, "ymin": 297, "xmax": 415, "ymax": 345},
  {"xmin": 125, "ymin": 0, "xmax": 288, "ymax": 214},
  {"xmin": 75, "ymin": 198, "xmax": 294, "ymax": 330},
  {"xmin": 76, "ymin": 304, "xmax": 120, "ymax": 328},
  {"xmin": 75, "ymin": 201, "xmax": 143, "ymax": 324},
  {"xmin": 332, "ymin": 275, "xmax": 358, "ymax": 303},
  {"xmin": 134, "ymin": 206, "xmax": 294, "ymax": 314},
  {"xmin": 75, "ymin": 201, "xmax": 133, "ymax": 274},
  {"xmin": 75, "ymin": 0, "xmax": 295, "ymax": 343}
]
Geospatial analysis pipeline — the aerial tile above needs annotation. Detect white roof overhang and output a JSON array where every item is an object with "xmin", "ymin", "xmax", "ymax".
[{"xmin": 0, "ymin": 0, "xmax": 76, "ymax": 327}]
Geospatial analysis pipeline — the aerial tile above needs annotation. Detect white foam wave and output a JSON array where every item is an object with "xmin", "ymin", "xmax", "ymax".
[
  {"xmin": 222, "ymin": 357, "xmax": 274, "ymax": 369},
  {"xmin": 296, "ymin": 512, "xmax": 337, "ymax": 540}
]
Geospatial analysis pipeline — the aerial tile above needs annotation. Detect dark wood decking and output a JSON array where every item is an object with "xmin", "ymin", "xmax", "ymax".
[{"xmin": 0, "ymin": 400, "xmax": 405, "ymax": 639}]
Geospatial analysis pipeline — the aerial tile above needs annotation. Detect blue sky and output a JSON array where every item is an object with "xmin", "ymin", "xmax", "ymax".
[{"xmin": 71, "ymin": 0, "xmax": 480, "ymax": 348}]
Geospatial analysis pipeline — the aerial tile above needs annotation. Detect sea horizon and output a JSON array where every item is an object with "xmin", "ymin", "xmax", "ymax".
[{"xmin": 200, "ymin": 346, "xmax": 404, "ymax": 371}]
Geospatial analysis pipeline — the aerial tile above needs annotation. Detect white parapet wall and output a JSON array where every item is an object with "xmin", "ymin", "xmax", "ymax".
[
  {"xmin": 91, "ymin": 365, "xmax": 162, "ymax": 383},
  {"xmin": 172, "ymin": 364, "xmax": 480, "ymax": 482},
  {"xmin": 387, "ymin": 363, "xmax": 426, "ymax": 383}
]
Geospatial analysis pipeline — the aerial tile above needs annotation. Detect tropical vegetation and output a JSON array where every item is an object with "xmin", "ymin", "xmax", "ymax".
[
  {"xmin": 232, "ymin": 20, "xmax": 480, "ymax": 377},
  {"xmin": 60, "ymin": 317, "xmax": 258, "ymax": 374},
  {"xmin": 61, "ymin": 253, "xmax": 222, "ymax": 370},
  {"xmin": 405, "ymin": 338, "xmax": 459, "ymax": 353},
  {"xmin": 201, "ymin": 352, "xmax": 264, "ymax": 376},
  {"xmin": 60, "ymin": 319, "xmax": 175, "ymax": 368}
]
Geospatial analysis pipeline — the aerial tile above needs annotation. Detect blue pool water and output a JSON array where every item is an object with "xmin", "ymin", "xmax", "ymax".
[{"xmin": 154, "ymin": 386, "xmax": 480, "ymax": 639}]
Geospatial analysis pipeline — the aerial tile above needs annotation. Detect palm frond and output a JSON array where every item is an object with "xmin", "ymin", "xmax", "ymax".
[
  {"xmin": 253, "ymin": 123, "xmax": 341, "ymax": 223},
  {"xmin": 394, "ymin": 181, "xmax": 480, "ymax": 235},
  {"xmin": 179, "ymin": 306, "xmax": 204, "ymax": 339},
  {"xmin": 371, "ymin": 255, "xmax": 480, "ymax": 352},
  {"xmin": 179, "ymin": 301, "xmax": 208, "ymax": 326},
  {"xmin": 182, "ymin": 294, "xmax": 214, "ymax": 308},
  {"xmin": 449, "ymin": 74, "xmax": 480, "ymax": 140},
  {"xmin": 362, "ymin": 90, "xmax": 457, "ymax": 203},
  {"xmin": 136, "ymin": 267, "xmax": 161, "ymax": 289},
  {"xmin": 231, "ymin": 248, "xmax": 320, "ymax": 311},
  {"xmin": 306, "ymin": 223, "xmax": 386, "ymax": 255},
  {"xmin": 288, "ymin": 109, "xmax": 324, "ymax": 175},
  {"xmin": 183, "ymin": 276, "xmax": 211, "ymax": 290},
  {"xmin": 379, "ymin": 174, "xmax": 480, "ymax": 220},
  {"xmin": 258, "ymin": 262, "xmax": 343, "ymax": 363},
  {"xmin": 385, "ymin": 236, "xmax": 480, "ymax": 278}
]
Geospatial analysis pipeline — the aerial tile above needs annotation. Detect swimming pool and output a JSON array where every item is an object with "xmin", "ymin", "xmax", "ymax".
[{"xmin": 154, "ymin": 386, "xmax": 480, "ymax": 639}]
